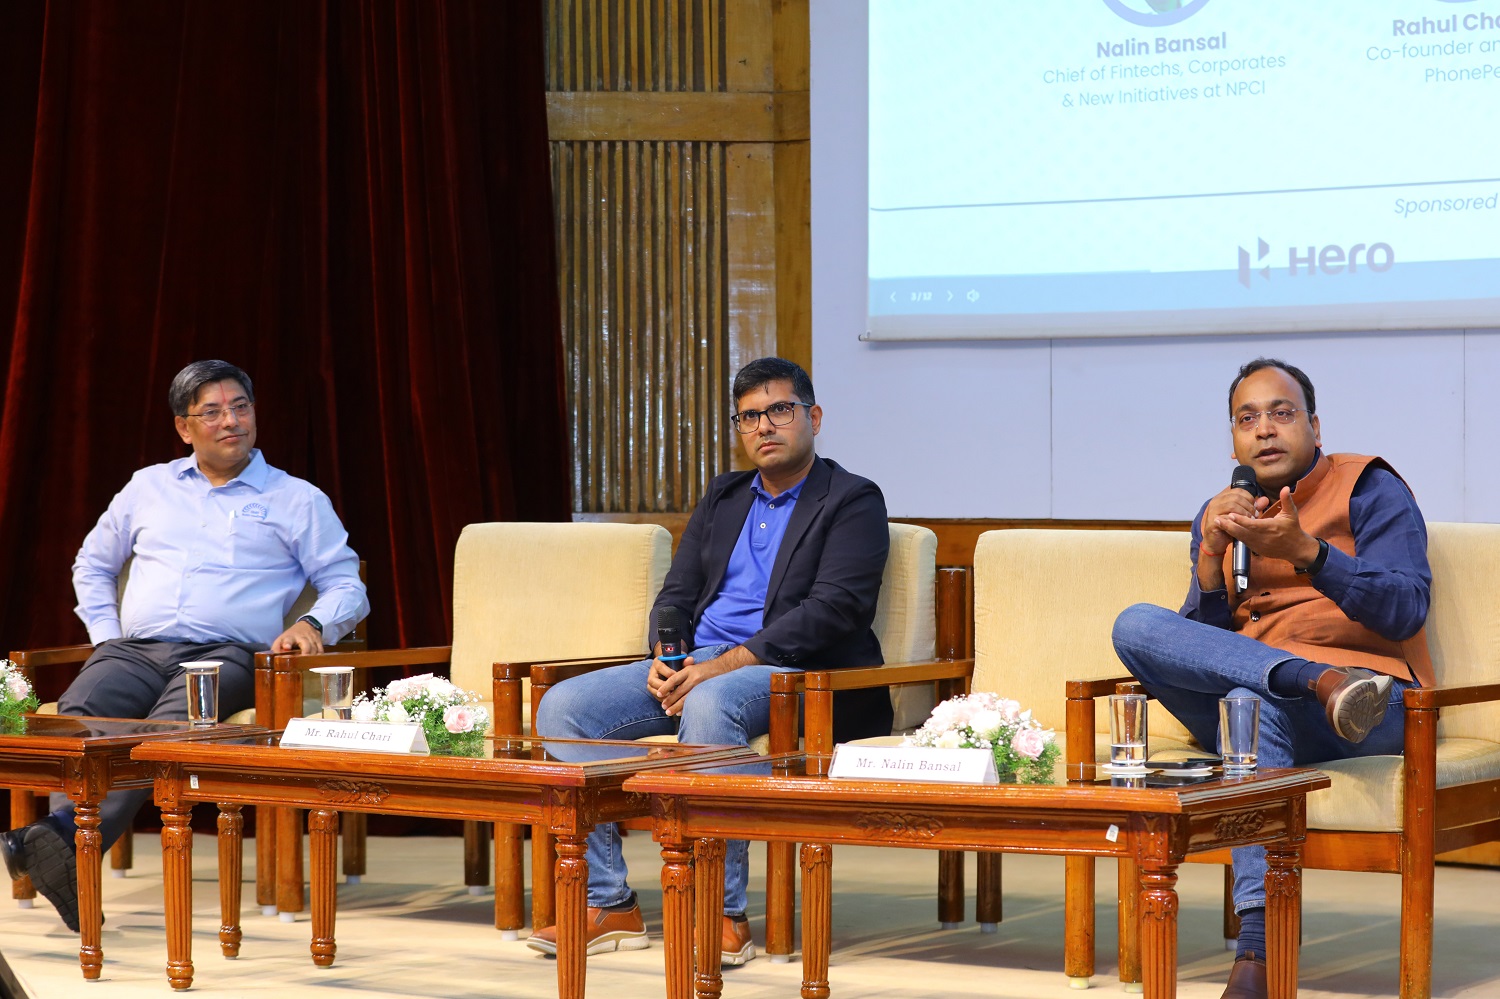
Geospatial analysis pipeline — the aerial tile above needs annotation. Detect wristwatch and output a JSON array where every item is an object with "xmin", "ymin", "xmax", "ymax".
[
  {"xmin": 297, "ymin": 614, "xmax": 324, "ymax": 632},
  {"xmin": 1295, "ymin": 538, "xmax": 1330, "ymax": 576}
]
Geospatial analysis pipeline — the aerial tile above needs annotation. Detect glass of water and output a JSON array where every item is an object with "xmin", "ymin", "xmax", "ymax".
[
  {"xmin": 1109, "ymin": 693, "xmax": 1149, "ymax": 770},
  {"xmin": 311, "ymin": 666, "xmax": 355, "ymax": 720},
  {"xmin": 182, "ymin": 662, "xmax": 221, "ymax": 728},
  {"xmin": 1218, "ymin": 696, "xmax": 1260, "ymax": 775}
]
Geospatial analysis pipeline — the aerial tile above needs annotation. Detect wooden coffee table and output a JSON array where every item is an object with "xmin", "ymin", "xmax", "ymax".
[
  {"xmin": 0, "ymin": 715, "xmax": 260, "ymax": 979},
  {"xmin": 624, "ymin": 755, "xmax": 1330, "ymax": 999},
  {"xmin": 131, "ymin": 733, "xmax": 753, "ymax": 997}
]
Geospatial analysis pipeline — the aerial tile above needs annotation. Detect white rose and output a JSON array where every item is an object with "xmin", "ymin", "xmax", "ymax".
[
  {"xmin": 935, "ymin": 729, "xmax": 963, "ymax": 749},
  {"xmin": 386, "ymin": 703, "xmax": 410, "ymax": 724},
  {"xmin": 351, "ymin": 701, "xmax": 377, "ymax": 723}
]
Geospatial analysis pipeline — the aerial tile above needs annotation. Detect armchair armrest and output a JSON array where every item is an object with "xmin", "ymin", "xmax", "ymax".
[
  {"xmin": 521, "ymin": 654, "xmax": 647, "ymax": 735},
  {"xmin": 791, "ymin": 658, "xmax": 978, "ymax": 756},
  {"xmin": 252, "ymin": 645, "xmax": 456, "ymax": 729},
  {"xmin": 9, "ymin": 645, "xmax": 93, "ymax": 670},
  {"xmin": 1402, "ymin": 679, "xmax": 1500, "ymax": 826},
  {"xmin": 1404, "ymin": 680, "xmax": 1500, "ymax": 711},
  {"xmin": 1064, "ymin": 674, "xmax": 1136, "ymax": 768}
]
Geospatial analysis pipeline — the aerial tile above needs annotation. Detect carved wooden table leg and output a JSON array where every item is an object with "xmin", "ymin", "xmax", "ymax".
[
  {"xmin": 308, "ymin": 808, "xmax": 338, "ymax": 967},
  {"xmin": 694, "ymin": 838, "xmax": 725, "ymax": 999},
  {"xmin": 161, "ymin": 805, "xmax": 196, "ymax": 991},
  {"xmin": 74, "ymin": 800, "xmax": 104, "ymax": 980},
  {"xmin": 1063, "ymin": 854, "xmax": 1096, "ymax": 988},
  {"xmin": 554, "ymin": 833, "xmax": 589, "ymax": 999},
  {"xmin": 660, "ymin": 838, "xmax": 695, "ymax": 999},
  {"xmin": 800, "ymin": 842, "xmax": 833, "ymax": 999},
  {"xmin": 1265, "ymin": 843, "xmax": 1303, "ymax": 999},
  {"xmin": 495, "ymin": 820, "xmax": 525, "ymax": 938},
  {"xmin": 1137, "ymin": 862, "xmax": 1180, "ymax": 999},
  {"xmin": 218, "ymin": 805, "xmax": 244, "ymax": 957}
]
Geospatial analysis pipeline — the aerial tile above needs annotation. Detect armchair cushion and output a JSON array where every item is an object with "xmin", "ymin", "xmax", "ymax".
[
  {"xmin": 450, "ymin": 522, "xmax": 671, "ymax": 704},
  {"xmin": 973, "ymin": 529, "xmax": 1196, "ymax": 741}
]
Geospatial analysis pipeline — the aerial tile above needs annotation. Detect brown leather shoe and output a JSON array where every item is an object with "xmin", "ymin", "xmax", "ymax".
[
  {"xmin": 1312, "ymin": 666, "xmax": 1392, "ymax": 743},
  {"xmin": 721, "ymin": 915, "xmax": 756, "ymax": 966},
  {"xmin": 1221, "ymin": 952, "xmax": 1267, "ymax": 999},
  {"xmin": 525, "ymin": 902, "xmax": 648, "ymax": 956}
]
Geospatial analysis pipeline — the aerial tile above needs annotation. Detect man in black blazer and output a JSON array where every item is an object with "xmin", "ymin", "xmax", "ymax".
[{"xmin": 530, "ymin": 357, "xmax": 890, "ymax": 966}]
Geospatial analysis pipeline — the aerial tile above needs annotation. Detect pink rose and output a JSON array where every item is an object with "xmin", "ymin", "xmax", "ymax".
[
  {"xmin": 1011, "ymin": 727, "xmax": 1048, "ymax": 760},
  {"xmin": 5, "ymin": 674, "xmax": 30, "ymax": 701},
  {"xmin": 444, "ymin": 705, "xmax": 477, "ymax": 734}
]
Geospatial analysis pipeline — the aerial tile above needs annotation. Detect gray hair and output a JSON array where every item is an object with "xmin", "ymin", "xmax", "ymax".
[{"xmin": 168, "ymin": 360, "xmax": 255, "ymax": 416}]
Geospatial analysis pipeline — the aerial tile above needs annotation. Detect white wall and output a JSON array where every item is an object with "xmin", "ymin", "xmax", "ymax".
[{"xmin": 810, "ymin": 1, "xmax": 1499, "ymax": 524}]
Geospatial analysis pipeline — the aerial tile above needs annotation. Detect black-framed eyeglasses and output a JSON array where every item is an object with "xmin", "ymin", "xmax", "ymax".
[
  {"xmin": 1232, "ymin": 408, "xmax": 1306, "ymax": 432},
  {"xmin": 186, "ymin": 402, "xmax": 254, "ymax": 427},
  {"xmin": 730, "ymin": 400, "xmax": 811, "ymax": 434}
]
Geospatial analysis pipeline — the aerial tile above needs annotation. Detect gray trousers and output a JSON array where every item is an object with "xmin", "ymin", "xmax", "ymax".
[{"xmin": 49, "ymin": 639, "xmax": 259, "ymax": 848}]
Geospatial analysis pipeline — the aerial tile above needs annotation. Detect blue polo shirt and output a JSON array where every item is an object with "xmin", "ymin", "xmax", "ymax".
[{"xmin": 693, "ymin": 474, "xmax": 805, "ymax": 648}]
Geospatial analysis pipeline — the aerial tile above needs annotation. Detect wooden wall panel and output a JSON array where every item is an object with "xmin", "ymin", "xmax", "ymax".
[
  {"xmin": 546, "ymin": 0, "xmax": 808, "ymax": 512},
  {"xmin": 552, "ymin": 138, "xmax": 728, "ymax": 511}
]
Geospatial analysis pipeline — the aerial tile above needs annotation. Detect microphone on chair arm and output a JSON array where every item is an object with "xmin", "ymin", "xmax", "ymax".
[{"xmin": 1230, "ymin": 464, "xmax": 1262, "ymax": 595}]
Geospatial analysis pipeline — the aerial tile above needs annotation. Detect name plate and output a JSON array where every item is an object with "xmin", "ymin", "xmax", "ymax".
[
  {"xmin": 280, "ymin": 718, "xmax": 430, "ymax": 755},
  {"xmin": 828, "ymin": 745, "xmax": 997, "ymax": 784}
]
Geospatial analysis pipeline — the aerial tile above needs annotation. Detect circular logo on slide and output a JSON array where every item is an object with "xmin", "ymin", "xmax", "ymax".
[{"xmin": 1102, "ymin": 0, "xmax": 1212, "ymax": 26}]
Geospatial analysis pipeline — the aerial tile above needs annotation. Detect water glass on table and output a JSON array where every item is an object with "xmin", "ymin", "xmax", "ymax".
[
  {"xmin": 182, "ymin": 662, "xmax": 221, "ymax": 728},
  {"xmin": 311, "ymin": 666, "xmax": 355, "ymax": 720},
  {"xmin": 1218, "ymin": 695, "xmax": 1260, "ymax": 775},
  {"xmin": 1108, "ymin": 692, "xmax": 1149, "ymax": 771}
]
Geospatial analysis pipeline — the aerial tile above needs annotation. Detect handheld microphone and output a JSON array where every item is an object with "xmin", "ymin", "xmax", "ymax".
[
  {"xmin": 657, "ymin": 606, "xmax": 688, "ymax": 669},
  {"xmin": 1229, "ymin": 464, "xmax": 1260, "ymax": 594}
]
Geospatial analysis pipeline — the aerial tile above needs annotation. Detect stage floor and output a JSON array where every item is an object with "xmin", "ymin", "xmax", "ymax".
[{"xmin": 2, "ymin": 830, "xmax": 1497, "ymax": 998}]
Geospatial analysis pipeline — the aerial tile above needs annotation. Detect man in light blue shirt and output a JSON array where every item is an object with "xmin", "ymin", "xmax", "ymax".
[{"xmin": 0, "ymin": 360, "xmax": 369, "ymax": 932}]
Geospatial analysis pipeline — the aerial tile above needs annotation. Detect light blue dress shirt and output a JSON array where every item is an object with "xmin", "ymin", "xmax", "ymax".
[
  {"xmin": 693, "ymin": 475, "xmax": 805, "ymax": 648},
  {"xmin": 72, "ymin": 450, "xmax": 369, "ymax": 647}
]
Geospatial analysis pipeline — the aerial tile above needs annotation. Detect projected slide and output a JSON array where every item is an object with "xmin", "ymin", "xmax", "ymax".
[{"xmin": 867, "ymin": 0, "xmax": 1500, "ymax": 339}]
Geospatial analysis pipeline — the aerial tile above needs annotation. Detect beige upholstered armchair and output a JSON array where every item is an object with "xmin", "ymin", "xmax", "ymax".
[
  {"xmin": 1055, "ymin": 522, "xmax": 1500, "ymax": 998},
  {"xmin": 259, "ymin": 522, "xmax": 671, "ymax": 929},
  {"xmin": 516, "ymin": 521, "xmax": 950, "ymax": 960}
]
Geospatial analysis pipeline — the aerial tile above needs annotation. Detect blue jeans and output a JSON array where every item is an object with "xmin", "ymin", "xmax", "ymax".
[
  {"xmin": 533, "ymin": 644, "xmax": 799, "ymax": 915},
  {"xmin": 1111, "ymin": 603, "xmax": 1410, "ymax": 913}
]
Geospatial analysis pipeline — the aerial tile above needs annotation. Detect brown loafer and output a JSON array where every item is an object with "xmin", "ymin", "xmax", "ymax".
[
  {"xmin": 1312, "ymin": 666, "xmax": 1392, "ymax": 743},
  {"xmin": 525, "ymin": 901, "xmax": 648, "ymax": 956},
  {"xmin": 721, "ymin": 915, "xmax": 757, "ymax": 966},
  {"xmin": 1221, "ymin": 952, "xmax": 1267, "ymax": 999}
]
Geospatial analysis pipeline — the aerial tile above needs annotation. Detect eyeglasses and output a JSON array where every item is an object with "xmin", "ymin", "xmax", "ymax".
[
  {"xmin": 187, "ymin": 402, "xmax": 254, "ymax": 426},
  {"xmin": 730, "ymin": 400, "xmax": 811, "ymax": 434},
  {"xmin": 1232, "ymin": 408, "xmax": 1306, "ymax": 432}
]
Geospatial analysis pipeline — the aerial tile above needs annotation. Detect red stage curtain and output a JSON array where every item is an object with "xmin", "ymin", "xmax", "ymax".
[{"xmin": 0, "ymin": 0, "xmax": 569, "ymax": 693}]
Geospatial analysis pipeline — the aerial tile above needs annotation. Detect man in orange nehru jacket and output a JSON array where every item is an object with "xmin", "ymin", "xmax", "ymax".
[{"xmin": 1110, "ymin": 358, "xmax": 1432, "ymax": 999}]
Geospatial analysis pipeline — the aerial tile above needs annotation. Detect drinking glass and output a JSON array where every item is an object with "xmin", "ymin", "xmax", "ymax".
[
  {"xmin": 1108, "ymin": 693, "xmax": 1148, "ymax": 770},
  {"xmin": 182, "ymin": 662, "xmax": 221, "ymax": 728},
  {"xmin": 311, "ymin": 666, "xmax": 355, "ymax": 720},
  {"xmin": 1218, "ymin": 696, "xmax": 1260, "ymax": 775}
]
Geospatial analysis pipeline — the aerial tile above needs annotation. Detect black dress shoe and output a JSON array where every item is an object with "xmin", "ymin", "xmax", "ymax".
[
  {"xmin": 14, "ymin": 822, "xmax": 80, "ymax": 933},
  {"xmin": 0, "ymin": 827, "xmax": 28, "ymax": 880},
  {"xmin": 1221, "ymin": 952, "xmax": 1267, "ymax": 999}
]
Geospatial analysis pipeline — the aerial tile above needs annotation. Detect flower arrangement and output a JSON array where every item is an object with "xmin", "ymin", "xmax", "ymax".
[
  {"xmin": 0, "ymin": 659, "xmax": 40, "ymax": 734},
  {"xmin": 902, "ymin": 692, "xmax": 1060, "ymax": 784},
  {"xmin": 351, "ymin": 673, "xmax": 489, "ymax": 757}
]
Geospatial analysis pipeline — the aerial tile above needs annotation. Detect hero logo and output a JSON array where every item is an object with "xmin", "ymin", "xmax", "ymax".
[{"xmin": 1237, "ymin": 238, "xmax": 1394, "ymax": 288}]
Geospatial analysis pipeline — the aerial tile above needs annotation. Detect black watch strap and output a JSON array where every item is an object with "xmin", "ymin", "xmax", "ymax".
[
  {"xmin": 1295, "ymin": 538, "xmax": 1330, "ymax": 576},
  {"xmin": 297, "ymin": 614, "xmax": 324, "ymax": 632}
]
